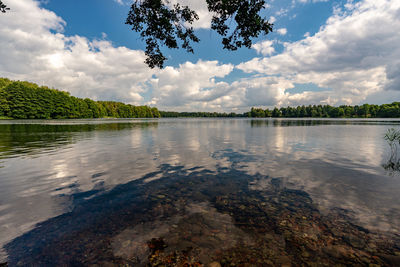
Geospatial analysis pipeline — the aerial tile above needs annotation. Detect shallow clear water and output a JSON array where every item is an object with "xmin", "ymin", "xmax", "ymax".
[{"xmin": 0, "ymin": 118, "xmax": 400, "ymax": 265}]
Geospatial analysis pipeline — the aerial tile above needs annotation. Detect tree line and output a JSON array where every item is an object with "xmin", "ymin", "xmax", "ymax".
[
  {"xmin": 0, "ymin": 78, "xmax": 160, "ymax": 119},
  {"xmin": 161, "ymin": 103, "xmax": 400, "ymax": 118},
  {"xmin": 160, "ymin": 111, "xmax": 245, "ymax": 118},
  {"xmin": 2, "ymin": 78, "xmax": 400, "ymax": 119},
  {"xmin": 248, "ymin": 104, "xmax": 400, "ymax": 118}
]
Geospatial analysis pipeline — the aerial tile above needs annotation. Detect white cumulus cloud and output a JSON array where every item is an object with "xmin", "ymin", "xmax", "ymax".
[
  {"xmin": 237, "ymin": 0, "xmax": 400, "ymax": 106},
  {"xmin": 149, "ymin": 60, "xmax": 234, "ymax": 110},
  {"xmin": 0, "ymin": 0, "xmax": 231, "ymax": 110},
  {"xmin": 276, "ymin": 28, "xmax": 288, "ymax": 35},
  {"xmin": 0, "ymin": 0, "xmax": 156, "ymax": 104},
  {"xmin": 252, "ymin": 40, "xmax": 276, "ymax": 56}
]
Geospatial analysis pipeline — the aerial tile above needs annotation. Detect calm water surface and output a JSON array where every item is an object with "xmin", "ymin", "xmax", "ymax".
[{"xmin": 0, "ymin": 118, "xmax": 400, "ymax": 265}]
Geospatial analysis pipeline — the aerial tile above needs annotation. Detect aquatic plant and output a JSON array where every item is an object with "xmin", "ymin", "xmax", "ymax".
[{"xmin": 383, "ymin": 128, "xmax": 400, "ymax": 172}]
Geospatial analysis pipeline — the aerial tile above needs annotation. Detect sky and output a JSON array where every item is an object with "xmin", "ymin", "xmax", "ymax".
[{"xmin": 0, "ymin": 0, "xmax": 399, "ymax": 112}]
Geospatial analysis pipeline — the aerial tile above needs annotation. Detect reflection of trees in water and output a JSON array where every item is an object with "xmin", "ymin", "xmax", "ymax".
[
  {"xmin": 5, "ymin": 164, "xmax": 400, "ymax": 266},
  {"xmin": 249, "ymin": 119, "xmax": 389, "ymax": 128},
  {"xmin": 383, "ymin": 128, "xmax": 400, "ymax": 172},
  {"xmin": 0, "ymin": 122, "xmax": 158, "ymax": 159},
  {"xmin": 249, "ymin": 119, "xmax": 335, "ymax": 127}
]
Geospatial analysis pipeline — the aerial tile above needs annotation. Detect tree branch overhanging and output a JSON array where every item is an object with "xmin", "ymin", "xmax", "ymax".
[
  {"xmin": 0, "ymin": 0, "xmax": 9, "ymax": 13},
  {"xmin": 126, "ymin": 0, "xmax": 273, "ymax": 68}
]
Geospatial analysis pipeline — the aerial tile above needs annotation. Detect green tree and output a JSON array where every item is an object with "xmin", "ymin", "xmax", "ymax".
[
  {"xmin": 0, "ymin": 88, "xmax": 10, "ymax": 116},
  {"xmin": 151, "ymin": 107, "xmax": 161, "ymax": 118},
  {"xmin": 0, "ymin": 78, "xmax": 162, "ymax": 119},
  {"xmin": 311, "ymin": 108, "xmax": 319, "ymax": 117},
  {"xmin": 0, "ymin": 78, "xmax": 11, "ymax": 88},
  {"xmin": 299, "ymin": 105, "xmax": 308, "ymax": 117},
  {"xmin": 250, "ymin": 107, "xmax": 266, "ymax": 117},
  {"xmin": 343, "ymin": 106, "xmax": 353, "ymax": 117},
  {"xmin": 126, "ymin": 0, "xmax": 273, "ymax": 68},
  {"xmin": 247, "ymin": 103, "xmax": 400, "ymax": 119},
  {"xmin": 272, "ymin": 107, "xmax": 281, "ymax": 117}
]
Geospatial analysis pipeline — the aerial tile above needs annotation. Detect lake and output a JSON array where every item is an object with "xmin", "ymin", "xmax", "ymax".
[{"xmin": 0, "ymin": 118, "xmax": 400, "ymax": 266}]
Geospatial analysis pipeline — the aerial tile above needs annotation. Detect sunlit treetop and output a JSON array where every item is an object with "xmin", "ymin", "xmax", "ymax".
[{"xmin": 126, "ymin": 0, "xmax": 273, "ymax": 68}]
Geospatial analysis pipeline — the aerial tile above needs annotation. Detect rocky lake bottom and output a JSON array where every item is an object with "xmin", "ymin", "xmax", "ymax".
[{"xmin": 4, "ymin": 166, "xmax": 400, "ymax": 266}]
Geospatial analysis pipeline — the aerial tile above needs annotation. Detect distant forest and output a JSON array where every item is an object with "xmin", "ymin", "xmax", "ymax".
[
  {"xmin": 0, "ymin": 78, "xmax": 160, "ymax": 119},
  {"xmin": 1, "ymin": 77, "xmax": 400, "ymax": 119},
  {"xmin": 162, "ymin": 103, "xmax": 400, "ymax": 118},
  {"xmin": 248, "ymin": 103, "xmax": 400, "ymax": 118},
  {"xmin": 160, "ymin": 111, "xmax": 246, "ymax": 118}
]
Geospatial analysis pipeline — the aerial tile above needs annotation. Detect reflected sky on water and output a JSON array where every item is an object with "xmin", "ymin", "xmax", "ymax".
[{"xmin": 1, "ymin": 118, "xmax": 400, "ymax": 264}]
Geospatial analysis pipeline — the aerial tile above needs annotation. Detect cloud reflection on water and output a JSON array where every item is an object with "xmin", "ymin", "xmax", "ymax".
[{"xmin": 1, "ymin": 118, "xmax": 400, "ymax": 263}]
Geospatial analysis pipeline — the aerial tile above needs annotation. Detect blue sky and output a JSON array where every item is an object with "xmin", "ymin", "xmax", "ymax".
[
  {"xmin": 0, "ymin": 0, "xmax": 399, "ymax": 111},
  {"xmin": 43, "ymin": 0, "xmax": 340, "ymax": 65}
]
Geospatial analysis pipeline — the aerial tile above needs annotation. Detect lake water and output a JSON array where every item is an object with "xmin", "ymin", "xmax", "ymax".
[{"xmin": 0, "ymin": 118, "xmax": 400, "ymax": 266}]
